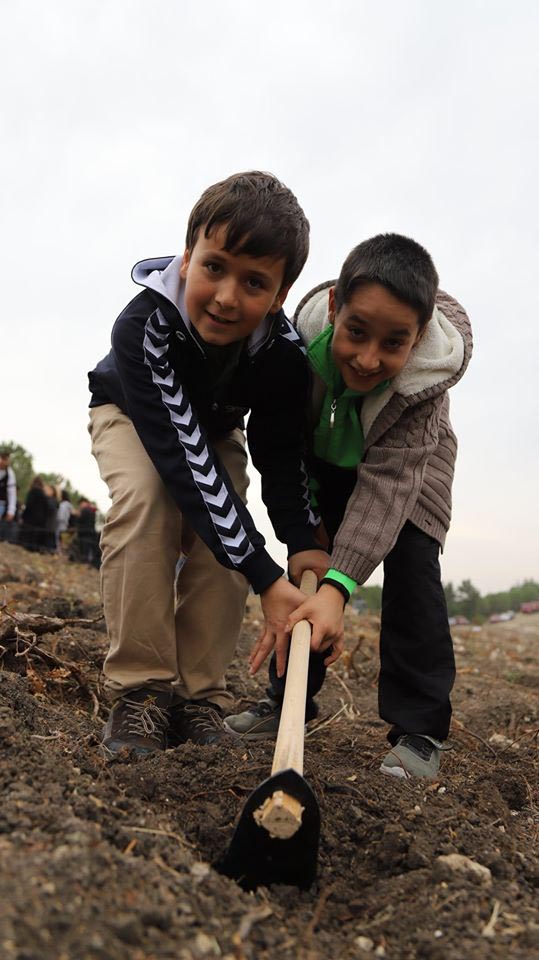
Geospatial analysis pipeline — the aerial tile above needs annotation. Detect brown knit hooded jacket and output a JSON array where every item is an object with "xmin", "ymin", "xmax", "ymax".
[{"xmin": 294, "ymin": 283, "xmax": 473, "ymax": 585}]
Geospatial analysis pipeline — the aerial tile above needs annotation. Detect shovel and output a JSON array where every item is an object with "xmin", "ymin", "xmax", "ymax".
[{"xmin": 217, "ymin": 570, "xmax": 320, "ymax": 890}]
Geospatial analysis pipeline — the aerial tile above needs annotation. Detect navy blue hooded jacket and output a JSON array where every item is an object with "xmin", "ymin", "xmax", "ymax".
[{"xmin": 88, "ymin": 256, "xmax": 319, "ymax": 593}]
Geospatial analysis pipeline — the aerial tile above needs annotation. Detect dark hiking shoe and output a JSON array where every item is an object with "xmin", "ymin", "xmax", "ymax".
[
  {"xmin": 224, "ymin": 698, "xmax": 282, "ymax": 740},
  {"xmin": 169, "ymin": 699, "xmax": 230, "ymax": 746},
  {"xmin": 380, "ymin": 734, "xmax": 445, "ymax": 779},
  {"xmin": 101, "ymin": 688, "xmax": 173, "ymax": 759}
]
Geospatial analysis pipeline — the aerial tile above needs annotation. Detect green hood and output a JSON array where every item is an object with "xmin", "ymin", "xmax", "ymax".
[{"xmin": 307, "ymin": 325, "xmax": 389, "ymax": 468}]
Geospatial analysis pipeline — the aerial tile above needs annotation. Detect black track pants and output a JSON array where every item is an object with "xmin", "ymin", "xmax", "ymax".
[{"xmin": 268, "ymin": 521, "xmax": 455, "ymax": 742}]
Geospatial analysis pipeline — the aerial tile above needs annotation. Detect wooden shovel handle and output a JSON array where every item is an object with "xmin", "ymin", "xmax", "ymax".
[{"xmin": 271, "ymin": 570, "xmax": 317, "ymax": 776}]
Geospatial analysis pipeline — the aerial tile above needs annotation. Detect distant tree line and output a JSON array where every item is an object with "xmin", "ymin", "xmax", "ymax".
[
  {"xmin": 444, "ymin": 578, "xmax": 539, "ymax": 621},
  {"xmin": 355, "ymin": 578, "xmax": 539, "ymax": 619},
  {"xmin": 0, "ymin": 440, "xmax": 87, "ymax": 505}
]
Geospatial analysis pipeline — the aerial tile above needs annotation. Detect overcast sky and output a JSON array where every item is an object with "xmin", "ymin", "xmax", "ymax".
[{"xmin": 2, "ymin": 1, "xmax": 538, "ymax": 594}]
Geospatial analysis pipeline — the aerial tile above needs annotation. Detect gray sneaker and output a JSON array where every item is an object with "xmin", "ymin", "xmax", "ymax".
[
  {"xmin": 224, "ymin": 698, "xmax": 281, "ymax": 740},
  {"xmin": 101, "ymin": 687, "xmax": 173, "ymax": 759},
  {"xmin": 380, "ymin": 734, "xmax": 444, "ymax": 779}
]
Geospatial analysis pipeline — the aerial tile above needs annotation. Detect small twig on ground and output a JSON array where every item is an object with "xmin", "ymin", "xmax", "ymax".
[
  {"xmin": 482, "ymin": 899, "xmax": 501, "ymax": 938},
  {"xmin": 302, "ymin": 883, "xmax": 336, "ymax": 942},
  {"xmin": 236, "ymin": 905, "xmax": 273, "ymax": 941},
  {"xmin": 305, "ymin": 703, "xmax": 348, "ymax": 738},
  {"xmin": 30, "ymin": 731, "xmax": 63, "ymax": 741},
  {"xmin": 322, "ymin": 780, "xmax": 384, "ymax": 814},
  {"xmin": 348, "ymin": 636, "xmax": 364, "ymax": 678},
  {"xmin": 451, "ymin": 718, "xmax": 498, "ymax": 759},
  {"xmin": 330, "ymin": 671, "xmax": 357, "ymax": 707},
  {"xmin": 121, "ymin": 825, "xmax": 195, "ymax": 849},
  {"xmin": 0, "ymin": 610, "xmax": 102, "ymax": 643},
  {"xmin": 4, "ymin": 630, "xmax": 102, "ymax": 715},
  {"xmin": 153, "ymin": 854, "xmax": 185, "ymax": 881},
  {"xmin": 354, "ymin": 905, "xmax": 394, "ymax": 931}
]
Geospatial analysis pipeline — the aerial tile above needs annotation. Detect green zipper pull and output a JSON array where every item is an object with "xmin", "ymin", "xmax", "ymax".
[{"xmin": 329, "ymin": 398, "xmax": 337, "ymax": 429}]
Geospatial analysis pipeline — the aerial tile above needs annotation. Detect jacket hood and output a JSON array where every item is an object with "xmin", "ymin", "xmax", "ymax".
[
  {"xmin": 132, "ymin": 255, "xmax": 184, "ymax": 307},
  {"xmin": 131, "ymin": 256, "xmax": 276, "ymax": 357},
  {"xmin": 295, "ymin": 280, "xmax": 470, "ymax": 400}
]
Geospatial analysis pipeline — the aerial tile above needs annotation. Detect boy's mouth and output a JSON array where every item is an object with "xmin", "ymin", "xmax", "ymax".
[
  {"xmin": 348, "ymin": 363, "xmax": 382, "ymax": 379},
  {"xmin": 205, "ymin": 310, "xmax": 237, "ymax": 326}
]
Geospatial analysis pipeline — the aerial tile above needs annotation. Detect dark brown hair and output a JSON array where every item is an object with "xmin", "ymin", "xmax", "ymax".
[
  {"xmin": 185, "ymin": 171, "xmax": 309, "ymax": 288},
  {"xmin": 335, "ymin": 233, "xmax": 439, "ymax": 328}
]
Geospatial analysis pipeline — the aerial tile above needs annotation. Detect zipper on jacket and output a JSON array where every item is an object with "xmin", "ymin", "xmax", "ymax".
[{"xmin": 329, "ymin": 398, "xmax": 337, "ymax": 429}]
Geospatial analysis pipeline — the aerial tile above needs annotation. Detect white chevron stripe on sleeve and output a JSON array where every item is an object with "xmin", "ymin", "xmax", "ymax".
[{"xmin": 142, "ymin": 311, "xmax": 255, "ymax": 566}]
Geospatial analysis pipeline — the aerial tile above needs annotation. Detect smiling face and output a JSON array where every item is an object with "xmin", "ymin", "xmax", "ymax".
[
  {"xmin": 329, "ymin": 281, "xmax": 423, "ymax": 392},
  {"xmin": 179, "ymin": 225, "xmax": 288, "ymax": 346}
]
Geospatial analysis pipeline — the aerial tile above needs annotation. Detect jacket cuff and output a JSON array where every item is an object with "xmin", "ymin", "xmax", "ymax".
[
  {"xmin": 239, "ymin": 549, "xmax": 284, "ymax": 595},
  {"xmin": 329, "ymin": 546, "xmax": 374, "ymax": 585},
  {"xmin": 285, "ymin": 526, "xmax": 323, "ymax": 559}
]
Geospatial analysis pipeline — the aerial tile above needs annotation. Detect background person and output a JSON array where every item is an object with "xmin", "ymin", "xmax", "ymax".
[
  {"xmin": 0, "ymin": 450, "xmax": 17, "ymax": 542},
  {"xmin": 56, "ymin": 489, "xmax": 73, "ymax": 552},
  {"xmin": 19, "ymin": 476, "xmax": 49, "ymax": 553}
]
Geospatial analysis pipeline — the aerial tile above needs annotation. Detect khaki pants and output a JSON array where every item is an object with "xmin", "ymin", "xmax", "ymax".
[{"xmin": 89, "ymin": 404, "xmax": 250, "ymax": 708}]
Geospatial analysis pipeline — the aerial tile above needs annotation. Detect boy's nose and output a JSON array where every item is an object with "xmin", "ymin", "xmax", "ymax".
[
  {"xmin": 356, "ymin": 346, "xmax": 382, "ymax": 374},
  {"xmin": 215, "ymin": 279, "xmax": 239, "ymax": 311}
]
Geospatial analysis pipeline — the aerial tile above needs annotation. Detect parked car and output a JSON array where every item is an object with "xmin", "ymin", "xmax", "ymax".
[
  {"xmin": 488, "ymin": 611, "xmax": 515, "ymax": 623},
  {"xmin": 448, "ymin": 615, "xmax": 470, "ymax": 626},
  {"xmin": 520, "ymin": 600, "xmax": 539, "ymax": 614}
]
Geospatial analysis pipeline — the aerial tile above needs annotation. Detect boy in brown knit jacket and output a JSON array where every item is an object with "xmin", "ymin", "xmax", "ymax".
[{"xmin": 226, "ymin": 234, "xmax": 472, "ymax": 779}]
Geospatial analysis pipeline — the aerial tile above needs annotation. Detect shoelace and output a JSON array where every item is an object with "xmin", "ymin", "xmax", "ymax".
[
  {"xmin": 181, "ymin": 704, "xmax": 222, "ymax": 731},
  {"xmin": 253, "ymin": 700, "xmax": 278, "ymax": 718},
  {"xmin": 400, "ymin": 735, "xmax": 436, "ymax": 760},
  {"xmin": 122, "ymin": 698, "xmax": 169, "ymax": 739}
]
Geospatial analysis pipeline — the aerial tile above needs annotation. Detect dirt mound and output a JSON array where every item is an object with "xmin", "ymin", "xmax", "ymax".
[{"xmin": 0, "ymin": 542, "xmax": 538, "ymax": 959}]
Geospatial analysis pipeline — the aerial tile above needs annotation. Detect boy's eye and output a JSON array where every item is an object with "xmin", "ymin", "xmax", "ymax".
[
  {"xmin": 205, "ymin": 262, "xmax": 222, "ymax": 274},
  {"xmin": 348, "ymin": 326, "xmax": 366, "ymax": 340},
  {"xmin": 386, "ymin": 339, "xmax": 404, "ymax": 350},
  {"xmin": 247, "ymin": 277, "xmax": 263, "ymax": 289}
]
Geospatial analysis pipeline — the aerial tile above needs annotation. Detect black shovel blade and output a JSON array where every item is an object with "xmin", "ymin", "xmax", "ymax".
[{"xmin": 215, "ymin": 768, "xmax": 320, "ymax": 890}]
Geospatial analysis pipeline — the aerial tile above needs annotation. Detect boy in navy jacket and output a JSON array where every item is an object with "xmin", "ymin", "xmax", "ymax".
[{"xmin": 88, "ymin": 172, "xmax": 334, "ymax": 757}]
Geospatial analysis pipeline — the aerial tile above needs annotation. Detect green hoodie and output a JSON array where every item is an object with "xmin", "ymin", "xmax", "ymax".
[{"xmin": 307, "ymin": 325, "xmax": 389, "ymax": 469}]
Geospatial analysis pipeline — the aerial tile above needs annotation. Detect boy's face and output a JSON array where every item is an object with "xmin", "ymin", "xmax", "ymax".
[
  {"xmin": 179, "ymin": 225, "xmax": 288, "ymax": 346},
  {"xmin": 329, "ymin": 282, "xmax": 423, "ymax": 392}
]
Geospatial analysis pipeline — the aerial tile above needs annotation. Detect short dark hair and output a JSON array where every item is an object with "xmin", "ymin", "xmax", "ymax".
[
  {"xmin": 185, "ymin": 171, "xmax": 309, "ymax": 289},
  {"xmin": 334, "ymin": 233, "xmax": 439, "ymax": 328}
]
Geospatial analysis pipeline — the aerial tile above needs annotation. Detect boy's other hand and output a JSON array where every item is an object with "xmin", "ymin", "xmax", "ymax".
[
  {"xmin": 285, "ymin": 584, "xmax": 345, "ymax": 667},
  {"xmin": 288, "ymin": 549, "xmax": 331, "ymax": 586},
  {"xmin": 251, "ymin": 577, "xmax": 306, "ymax": 677}
]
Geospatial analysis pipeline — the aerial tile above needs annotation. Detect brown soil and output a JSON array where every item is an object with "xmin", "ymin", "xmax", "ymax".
[{"xmin": 0, "ymin": 541, "xmax": 538, "ymax": 960}]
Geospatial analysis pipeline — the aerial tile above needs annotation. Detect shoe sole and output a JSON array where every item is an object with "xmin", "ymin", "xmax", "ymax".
[
  {"xmin": 379, "ymin": 762, "xmax": 410, "ymax": 779},
  {"xmin": 100, "ymin": 740, "xmax": 162, "ymax": 761}
]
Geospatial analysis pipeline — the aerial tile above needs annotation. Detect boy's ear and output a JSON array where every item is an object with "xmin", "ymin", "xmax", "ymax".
[
  {"xmin": 413, "ymin": 321, "xmax": 428, "ymax": 346},
  {"xmin": 328, "ymin": 286, "xmax": 336, "ymax": 325},
  {"xmin": 179, "ymin": 248, "xmax": 190, "ymax": 280},
  {"xmin": 268, "ymin": 286, "xmax": 290, "ymax": 314}
]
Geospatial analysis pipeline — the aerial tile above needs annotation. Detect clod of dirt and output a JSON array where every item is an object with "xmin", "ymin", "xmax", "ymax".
[{"xmin": 434, "ymin": 853, "xmax": 492, "ymax": 885}]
